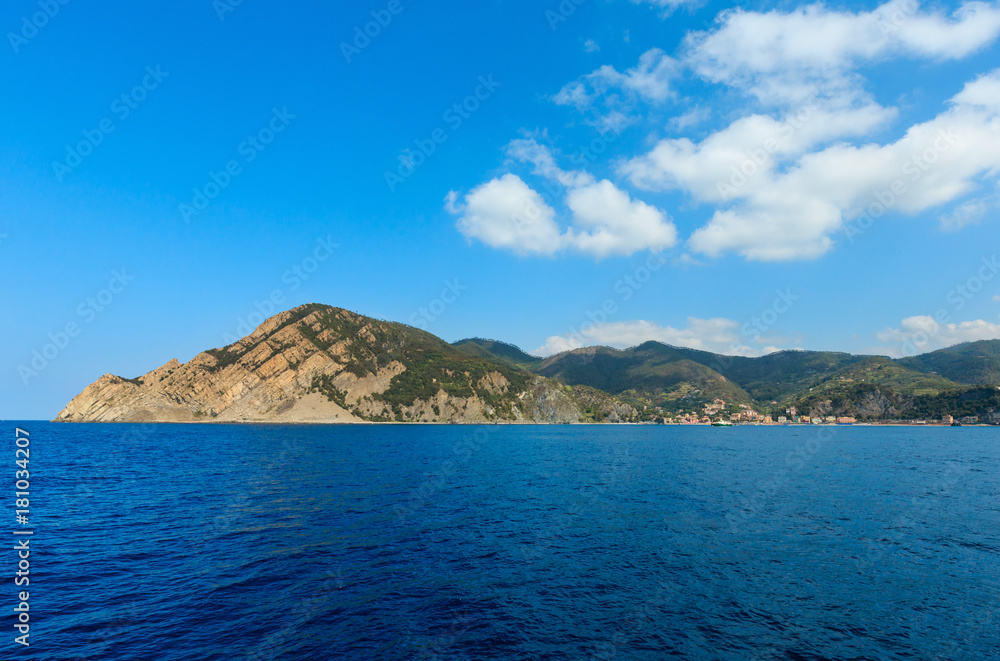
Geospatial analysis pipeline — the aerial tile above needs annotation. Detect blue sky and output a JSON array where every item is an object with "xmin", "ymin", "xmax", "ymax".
[{"xmin": 3, "ymin": 0, "xmax": 1000, "ymax": 418}]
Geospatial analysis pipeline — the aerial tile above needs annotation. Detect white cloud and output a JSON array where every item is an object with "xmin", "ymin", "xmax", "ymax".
[
  {"xmin": 565, "ymin": 180, "xmax": 678, "ymax": 258},
  {"xmin": 622, "ymin": 69, "xmax": 1000, "ymax": 261},
  {"xmin": 449, "ymin": 140, "xmax": 678, "ymax": 258},
  {"xmin": 506, "ymin": 138, "xmax": 595, "ymax": 189},
  {"xmin": 457, "ymin": 1, "xmax": 1000, "ymax": 264},
  {"xmin": 553, "ymin": 48, "xmax": 679, "ymax": 127},
  {"xmin": 551, "ymin": 81, "xmax": 594, "ymax": 111},
  {"xmin": 450, "ymin": 175, "xmax": 564, "ymax": 256},
  {"xmin": 533, "ymin": 318, "xmax": 779, "ymax": 357},
  {"xmin": 595, "ymin": 48, "xmax": 678, "ymax": 102},
  {"xmin": 622, "ymin": 102, "xmax": 896, "ymax": 202},
  {"xmin": 685, "ymin": 0, "xmax": 1000, "ymax": 107},
  {"xmin": 632, "ymin": 0, "xmax": 705, "ymax": 16},
  {"xmin": 667, "ymin": 106, "xmax": 710, "ymax": 132},
  {"xmin": 940, "ymin": 194, "xmax": 999, "ymax": 231},
  {"xmin": 583, "ymin": 39, "xmax": 600, "ymax": 53},
  {"xmin": 876, "ymin": 314, "xmax": 1000, "ymax": 356}
]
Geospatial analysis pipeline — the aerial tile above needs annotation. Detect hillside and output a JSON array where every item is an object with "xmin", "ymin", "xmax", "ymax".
[
  {"xmin": 790, "ymin": 384, "xmax": 1000, "ymax": 422},
  {"xmin": 897, "ymin": 340, "xmax": 1000, "ymax": 385},
  {"xmin": 707, "ymin": 350, "xmax": 868, "ymax": 403},
  {"xmin": 56, "ymin": 305, "xmax": 589, "ymax": 424},
  {"xmin": 452, "ymin": 338, "xmax": 542, "ymax": 370},
  {"xmin": 536, "ymin": 343, "xmax": 753, "ymax": 411},
  {"xmin": 56, "ymin": 306, "xmax": 1000, "ymax": 423}
]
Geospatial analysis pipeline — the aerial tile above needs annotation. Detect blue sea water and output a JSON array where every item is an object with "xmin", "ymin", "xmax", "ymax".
[{"xmin": 3, "ymin": 422, "xmax": 999, "ymax": 660}]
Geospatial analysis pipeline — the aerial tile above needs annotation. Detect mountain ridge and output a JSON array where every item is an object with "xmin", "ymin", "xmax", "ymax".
[{"xmin": 56, "ymin": 303, "xmax": 1000, "ymax": 423}]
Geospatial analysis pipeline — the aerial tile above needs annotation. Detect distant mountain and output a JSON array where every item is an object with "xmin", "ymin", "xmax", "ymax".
[
  {"xmin": 533, "ymin": 343, "xmax": 969, "ymax": 410},
  {"xmin": 897, "ymin": 340, "xmax": 1000, "ymax": 385},
  {"xmin": 705, "ymin": 350, "xmax": 866, "ymax": 402},
  {"xmin": 790, "ymin": 383, "xmax": 1000, "ymax": 422},
  {"xmin": 452, "ymin": 338, "xmax": 542, "ymax": 370},
  {"xmin": 536, "ymin": 343, "xmax": 753, "ymax": 411},
  {"xmin": 56, "ymin": 305, "xmax": 1000, "ymax": 423}
]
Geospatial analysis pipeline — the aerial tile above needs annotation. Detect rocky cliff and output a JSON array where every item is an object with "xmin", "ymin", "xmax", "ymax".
[{"xmin": 55, "ymin": 304, "xmax": 601, "ymax": 424}]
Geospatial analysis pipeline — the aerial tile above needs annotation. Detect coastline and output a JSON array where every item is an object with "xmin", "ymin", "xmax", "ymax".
[{"xmin": 48, "ymin": 419, "xmax": 1000, "ymax": 427}]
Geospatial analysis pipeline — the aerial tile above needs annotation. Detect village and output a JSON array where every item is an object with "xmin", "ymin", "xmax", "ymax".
[{"xmin": 647, "ymin": 398, "xmax": 1000, "ymax": 426}]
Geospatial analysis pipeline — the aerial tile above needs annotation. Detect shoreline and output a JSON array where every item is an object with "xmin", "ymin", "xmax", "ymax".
[{"xmin": 46, "ymin": 419, "xmax": 1000, "ymax": 427}]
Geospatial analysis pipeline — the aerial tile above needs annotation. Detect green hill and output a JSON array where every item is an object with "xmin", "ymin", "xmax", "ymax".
[
  {"xmin": 537, "ymin": 343, "xmax": 753, "ymax": 411},
  {"xmin": 789, "ymin": 383, "xmax": 1000, "ymax": 422},
  {"xmin": 58, "ymin": 303, "xmax": 1000, "ymax": 423},
  {"xmin": 532, "ymin": 340, "xmax": 997, "ymax": 419},
  {"xmin": 706, "ymin": 350, "xmax": 866, "ymax": 403},
  {"xmin": 452, "ymin": 338, "xmax": 542, "ymax": 370},
  {"xmin": 897, "ymin": 340, "xmax": 1000, "ymax": 385}
]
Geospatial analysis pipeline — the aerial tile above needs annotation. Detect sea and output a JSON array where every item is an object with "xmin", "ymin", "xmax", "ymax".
[{"xmin": 5, "ymin": 422, "xmax": 999, "ymax": 660}]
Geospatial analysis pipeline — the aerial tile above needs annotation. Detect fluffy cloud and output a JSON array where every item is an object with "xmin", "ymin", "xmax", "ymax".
[
  {"xmin": 876, "ymin": 315, "xmax": 1000, "ymax": 356},
  {"xmin": 685, "ymin": 0, "xmax": 1000, "ymax": 106},
  {"xmin": 450, "ymin": 175, "xmax": 564, "ymax": 256},
  {"xmin": 622, "ymin": 103, "xmax": 896, "ymax": 202},
  {"xmin": 623, "ymin": 69, "xmax": 1000, "ymax": 260},
  {"xmin": 554, "ymin": 48, "xmax": 677, "ymax": 107},
  {"xmin": 454, "ymin": 1, "xmax": 1000, "ymax": 263},
  {"xmin": 448, "ymin": 140, "xmax": 677, "ymax": 258},
  {"xmin": 565, "ymin": 180, "xmax": 678, "ymax": 258},
  {"xmin": 553, "ymin": 48, "xmax": 678, "ymax": 128},
  {"xmin": 533, "ymin": 318, "xmax": 780, "ymax": 356}
]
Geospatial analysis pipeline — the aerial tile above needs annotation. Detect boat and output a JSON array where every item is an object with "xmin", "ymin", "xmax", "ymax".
[{"xmin": 712, "ymin": 420, "xmax": 733, "ymax": 427}]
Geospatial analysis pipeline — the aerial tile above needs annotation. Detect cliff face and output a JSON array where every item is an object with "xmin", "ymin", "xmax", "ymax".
[{"xmin": 56, "ymin": 304, "xmax": 586, "ymax": 424}]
